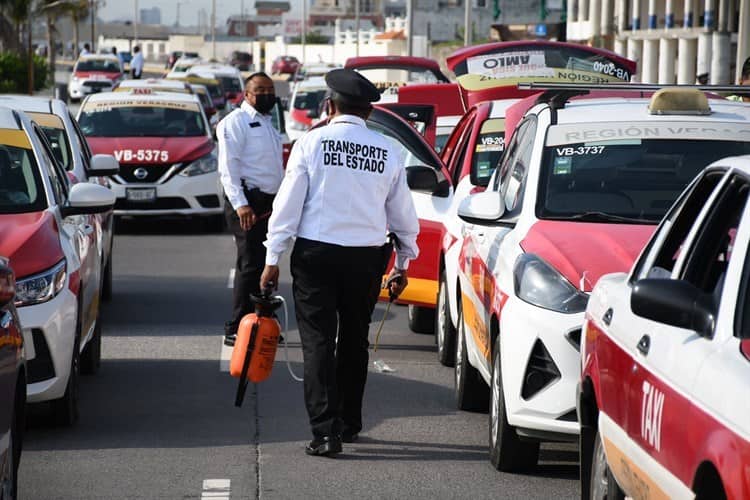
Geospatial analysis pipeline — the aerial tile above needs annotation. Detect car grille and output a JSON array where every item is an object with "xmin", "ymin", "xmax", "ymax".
[
  {"xmin": 115, "ymin": 197, "xmax": 191, "ymax": 210},
  {"xmin": 117, "ymin": 164, "xmax": 172, "ymax": 183},
  {"xmin": 521, "ymin": 339, "xmax": 561, "ymax": 400},
  {"xmin": 28, "ymin": 328, "xmax": 55, "ymax": 383},
  {"xmin": 196, "ymin": 195, "xmax": 220, "ymax": 208},
  {"xmin": 84, "ymin": 80, "xmax": 112, "ymax": 90}
]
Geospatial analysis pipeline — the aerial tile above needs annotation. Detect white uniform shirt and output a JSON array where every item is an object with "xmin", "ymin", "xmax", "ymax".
[
  {"xmin": 130, "ymin": 52, "xmax": 144, "ymax": 74},
  {"xmin": 217, "ymin": 101, "xmax": 284, "ymax": 210},
  {"xmin": 264, "ymin": 114, "xmax": 419, "ymax": 269}
]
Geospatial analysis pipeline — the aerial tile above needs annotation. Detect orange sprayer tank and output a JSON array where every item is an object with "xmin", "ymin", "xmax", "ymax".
[{"xmin": 230, "ymin": 313, "xmax": 280, "ymax": 383}]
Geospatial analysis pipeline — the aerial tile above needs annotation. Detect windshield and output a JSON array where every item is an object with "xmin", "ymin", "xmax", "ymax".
[
  {"xmin": 0, "ymin": 134, "xmax": 46, "ymax": 213},
  {"xmin": 219, "ymin": 76, "xmax": 242, "ymax": 93},
  {"xmin": 78, "ymin": 104, "xmax": 207, "ymax": 137},
  {"xmin": 538, "ymin": 139, "xmax": 750, "ymax": 223},
  {"xmin": 472, "ymin": 118, "xmax": 505, "ymax": 185},
  {"xmin": 206, "ymin": 84, "xmax": 223, "ymax": 98},
  {"xmin": 26, "ymin": 113, "xmax": 73, "ymax": 172},
  {"xmin": 354, "ymin": 68, "xmax": 441, "ymax": 89},
  {"xmin": 76, "ymin": 59, "xmax": 120, "ymax": 72},
  {"xmin": 293, "ymin": 89, "xmax": 327, "ymax": 111}
]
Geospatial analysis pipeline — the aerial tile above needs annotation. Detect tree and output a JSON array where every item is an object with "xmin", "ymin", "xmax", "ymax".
[
  {"xmin": 65, "ymin": 0, "xmax": 89, "ymax": 58},
  {"xmin": 0, "ymin": 0, "xmax": 31, "ymax": 51}
]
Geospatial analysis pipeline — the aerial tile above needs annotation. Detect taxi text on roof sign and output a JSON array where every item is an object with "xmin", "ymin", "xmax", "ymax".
[
  {"xmin": 82, "ymin": 99, "xmax": 201, "ymax": 113},
  {"xmin": 545, "ymin": 122, "xmax": 750, "ymax": 146}
]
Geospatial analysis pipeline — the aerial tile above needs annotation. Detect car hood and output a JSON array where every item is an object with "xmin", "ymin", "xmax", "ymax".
[
  {"xmin": 86, "ymin": 136, "xmax": 214, "ymax": 164},
  {"xmin": 519, "ymin": 220, "xmax": 654, "ymax": 292},
  {"xmin": 0, "ymin": 212, "xmax": 63, "ymax": 279},
  {"xmin": 74, "ymin": 71, "xmax": 121, "ymax": 80}
]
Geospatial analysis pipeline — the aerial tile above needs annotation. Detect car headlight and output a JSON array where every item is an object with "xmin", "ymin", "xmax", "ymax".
[
  {"xmin": 179, "ymin": 153, "xmax": 217, "ymax": 177},
  {"xmin": 71, "ymin": 76, "xmax": 79, "ymax": 82},
  {"xmin": 513, "ymin": 254, "xmax": 588, "ymax": 314},
  {"xmin": 289, "ymin": 120, "xmax": 309, "ymax": 131},
  {"xmin": 15, "ymin": 260, "xmax": 67, "ymax": 307}
]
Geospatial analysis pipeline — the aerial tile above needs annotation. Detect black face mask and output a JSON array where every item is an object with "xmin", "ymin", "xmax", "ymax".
[{"xmin": 253, "ymin": 94, "xmax": 275, "ymax": 114}]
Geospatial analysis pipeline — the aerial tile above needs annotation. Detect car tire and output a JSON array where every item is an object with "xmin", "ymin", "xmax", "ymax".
[
  {"xmin": 408, "ymin": 305, "xmax": 434, "ymax": 334},
  {"xmin": 454, "ymin": 304, "xmax": 488, "ymax": 411},
  {"xmin": 435, "ymin": 271, "xmax": 456, "ymax": 366},
  {"xmin": 80, "ymin": 320, "xmax": 102, "ymax": 375},
  {"xmin": 489, "ymin": 335, "xmax": 539, "ymax": 472},
  {"xmin": 52, "ymin": 337, "xmax": 80, "ymax": 426},
  {"xmin": 589, "ymin": 429, "xmax": 624, "ymax": 500}
]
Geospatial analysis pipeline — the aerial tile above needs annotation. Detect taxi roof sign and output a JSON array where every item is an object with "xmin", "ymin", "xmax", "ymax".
[{"xmin": 648, "ymin": 88, "xmax": 711, "ymax": 115}]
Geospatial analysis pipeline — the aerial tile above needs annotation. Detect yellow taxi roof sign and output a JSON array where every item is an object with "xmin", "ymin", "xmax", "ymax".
[{"xmin": 648, "ymin": 88, "xmax": 711, "ymax": 115}]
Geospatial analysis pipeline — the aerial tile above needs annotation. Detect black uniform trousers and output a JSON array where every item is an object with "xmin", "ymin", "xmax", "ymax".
[
  {"xmin": 224, "ymin": 188, "xmax": 275, "ymax": 334},
  {"xmin": 291, "ymin": 237, "xmax": 382, "ymax": 439}
]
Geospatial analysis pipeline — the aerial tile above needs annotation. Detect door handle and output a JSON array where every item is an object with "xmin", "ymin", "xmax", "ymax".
[
  {"xmin": 602, "ymin": 308, "xmax": 613, "ymax": 326},
  {"xmin": 637, "ymin": 334, "xmax": 650, "ymax": 356}
]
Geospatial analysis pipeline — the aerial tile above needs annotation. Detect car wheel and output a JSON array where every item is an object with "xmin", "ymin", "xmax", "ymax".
[
  {"xmin": 408, "ymin": 305, "xmax": 434, "ymax": 334},
  {"xmin": 80, "ymin": 320, "xmax": 102, "ymax": 375},
  {"xmin": 101, "ymin": 255, "xmax": 113, "ymax": 301},
  {"xmin": 435, "ymin": 271, "xmax": 456, "ymax": 366},
  {"xmin": 52, "ymin": 337, "xmax": 80, "ymax": 426},
  {"xmin": 489, "ymin": 335, "xmax": 539, "ymax": 472},
  {"xmin": 590, "ymin": 429, "xmax": 624, "ymax": 500},
  {"xmin": 454, "ymin": 304, "xmax": 488, "ymax": 411}
]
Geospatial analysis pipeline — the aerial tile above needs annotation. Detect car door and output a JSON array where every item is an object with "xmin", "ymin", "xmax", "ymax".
[
  {"xmin": 626, "ymin": 173, "xmax": 750, "ymax": 490},
  {"xmin": 0, "ymin": 263, "xmax": 21, "ymax": 474},
  {"xmin": 366, "ymin": 107, "xmax": 452, "ymax": 307}
]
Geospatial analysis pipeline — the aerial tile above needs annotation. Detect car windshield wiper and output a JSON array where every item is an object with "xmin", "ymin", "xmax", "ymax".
[{"xmin": 557, "ymin": 211, "xmax": 656, "ymax": 224}]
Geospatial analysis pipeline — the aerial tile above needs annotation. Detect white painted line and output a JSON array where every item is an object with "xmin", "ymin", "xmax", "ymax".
[
  {"xmin": 220, "ymin": 337, "xmax": 233, "ymax": 372},
  {"xmin": 201, "ymin": 479, "xmax": 230, "ymax": 500},
  {"xmin": 227, "ymin": 268, "xmax": 235, "ymax": 289}
]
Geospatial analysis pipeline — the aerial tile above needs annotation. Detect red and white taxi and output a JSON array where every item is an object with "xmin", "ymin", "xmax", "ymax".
[
  {"xmin": 68, "ymin": 55, "xmax": 123, "ymax": 102},
  {"xmin": 453, "ymin": 88, "xmax": 750, "ymax": 472},
  {"xmin": 580, "ymin": 154, "xmax": 750, "ymax": 500},
  {"xmin": 77, "ymin": 90, "xmax": 222, "ymax": 226},
  {"xmin": 0, "ymin": 106, "xmax": 114, "ymax": 424}
]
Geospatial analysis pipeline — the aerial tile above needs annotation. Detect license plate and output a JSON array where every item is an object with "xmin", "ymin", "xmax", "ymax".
[{"xmin": 126, "ymin": 188, "xmax": 156, "ymax": 202}]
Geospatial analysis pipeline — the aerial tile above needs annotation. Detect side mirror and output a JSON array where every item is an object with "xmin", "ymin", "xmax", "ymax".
[
  {"xmin": 0, "ymin": 264, "xmax": 15, "ymax": 307},
  {"xmin": 88, "ymin": 154, "xmax": 120, "ymax": 176},
  {"xmin": 406, "ymin": 165, "xmax": 439, "ymax": 192},
  {"xmin": 61, "ymin": 183, "xmax": 115, "ymax": 217},
  {"xmin": 631, "ymin": 278, "xmax": 716, "ymax": 338},
  {"xmin": 458, "ymin": 190, "xmax": 505, "ymax": 223}
]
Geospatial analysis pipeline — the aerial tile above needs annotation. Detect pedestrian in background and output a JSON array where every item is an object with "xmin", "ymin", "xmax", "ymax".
[
  {"xmin": 218, "ymin": 72, "xmax": 283, "ymax": 347},
  {"xmin": 80, "ymin": 43, "xmax": 91, "ymax": 57},
  {"xmin": 112, "ymin": 46, "xmax": 124, "ymax": 72},
  {"xmin": 260, "ymin": 69, "xmax": 419, "ymax": 457},
  {"xmin": 728, "ymin": 57, "xmax": 750, "ymax": 102},
  {"xmin": 131, "ymin": 46, "xmax": 144, "ymax": 79}
]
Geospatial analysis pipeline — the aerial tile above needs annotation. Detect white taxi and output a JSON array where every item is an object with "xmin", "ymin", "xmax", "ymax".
[
  {"xmin": 76, "ymin": 90, "xmax": 223, "ymax": 227},
  {"xmin": 454, "ymin": 88, "xmax": 750, "ymax": 472},
  {"xmin": 581, "ymin": 155, "xmax": 750, "ymax": 500}
]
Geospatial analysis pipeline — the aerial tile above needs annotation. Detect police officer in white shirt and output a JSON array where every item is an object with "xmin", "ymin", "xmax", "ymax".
[
  {"xmin": 130, "ymin": 46, "xmax": 144, "ymax": 79},
  {"xmin": 260, "ymin": 69, "xmax": 419, "ymax": 457},
  {"xmin": 218, "ymin": 72, "xmax": 284, "ymax": 346}
]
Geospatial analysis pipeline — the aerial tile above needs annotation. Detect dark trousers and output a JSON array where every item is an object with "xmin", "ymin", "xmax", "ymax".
[
  {"xmin": 291, "ymin": 238, "xmax": 382, "ymax": 439},
  {"xmin": 224, "ymin": 190, "xmax": 274, "ymax": 334}
]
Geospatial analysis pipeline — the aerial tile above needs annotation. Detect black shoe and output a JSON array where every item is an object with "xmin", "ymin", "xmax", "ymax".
[
  {"xmin": 305, "ymin": 436, "xmax": 342, "ymax": 457},
  {"xmin": 224, "ymin": 333, "xmax": 237, "ymax": 347},
  {"xmin": 341, "ymin": 431, "xmax": 359, "ymax": 443}
]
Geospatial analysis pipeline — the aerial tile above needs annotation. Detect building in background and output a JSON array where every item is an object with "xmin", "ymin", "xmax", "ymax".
[
  {"xmin": 139, "ymin": 7, "xmax": 162, "ymax": 25},
  {"xmin": 565, "ymin": 0, "xmax": 749, "ymax": 85}
]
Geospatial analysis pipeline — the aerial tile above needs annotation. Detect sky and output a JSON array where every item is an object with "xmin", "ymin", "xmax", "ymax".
[{"xmin": 98, "ymin": 0, "xmax": 304, "ymax": 26}]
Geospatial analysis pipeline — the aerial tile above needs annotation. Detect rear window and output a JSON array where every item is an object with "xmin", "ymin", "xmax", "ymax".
[
  {"xmin": 293, "ymin": 89, "xmax": 327, "ymax": 110},
  {"xmin": 78, "ymin": 102, "xmax": 206, "ymax": 137},
  {"xmin": 76, "ymin": 59, "xmax": 120, "ymax": 72},
  {"xmin": 220, "ymin": 77, "xmax": 242, "ymax": 93},
  {"xmin": 0, "ymin": 132, "xmax": 46, "ymax": 213}
]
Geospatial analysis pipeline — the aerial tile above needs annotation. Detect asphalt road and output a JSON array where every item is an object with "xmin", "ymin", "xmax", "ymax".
[{"xmin": 16, "ymin": 218, "xmax": 579, "ymax": 499}]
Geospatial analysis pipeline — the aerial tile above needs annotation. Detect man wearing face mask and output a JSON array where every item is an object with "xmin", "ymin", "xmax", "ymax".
[{"xmin": 218, "ymin": 72, "xmax": 283, "ymax": 347}]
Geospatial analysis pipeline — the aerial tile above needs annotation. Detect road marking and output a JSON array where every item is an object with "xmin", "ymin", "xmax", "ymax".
[
  {"xmin": 201, "ymin": 479, "xmax": 230, "ymax": 499},
  {"xmin": 220, "ymin": 337, "xmax": 232, "ymax": 372},
  {"xmin": 227, "ymin": 268, "xmax": 235, "ymax": 289}
]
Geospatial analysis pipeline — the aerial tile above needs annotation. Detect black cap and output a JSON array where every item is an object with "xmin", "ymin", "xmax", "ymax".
[{"xmin": 325, "ymin": 68, "xmax": 381, "ymax": 105}]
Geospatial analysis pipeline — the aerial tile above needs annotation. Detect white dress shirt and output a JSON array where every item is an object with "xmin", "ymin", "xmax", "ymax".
[
  {"xmin": 217, "ymin": 101, "xmax": 284, "ymax": 210},
  {"xmin": 264, "ymin": 114, "xmax": 419, "ymax": 269},
  {"xmin": 130, "ymin": 52, "xmax": 144, "ymax": 74}
]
